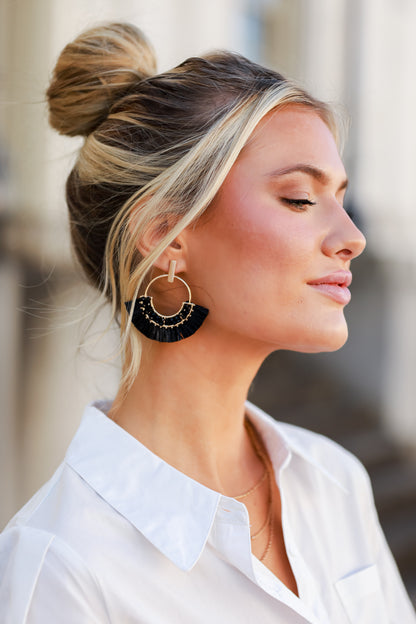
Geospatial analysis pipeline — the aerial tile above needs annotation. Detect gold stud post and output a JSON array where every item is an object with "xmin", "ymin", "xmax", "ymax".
[{"xmin": 168, "ymin": 260, "xmax": 176, "ymax": 283}]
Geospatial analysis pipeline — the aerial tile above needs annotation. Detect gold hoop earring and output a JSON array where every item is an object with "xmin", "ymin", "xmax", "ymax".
[{"xmin": 125, "ymin": 261, "xmax": 209, "ymax": 342}]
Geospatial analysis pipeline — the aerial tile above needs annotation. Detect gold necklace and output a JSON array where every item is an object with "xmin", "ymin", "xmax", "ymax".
[
  {"xmin": 235, "ymin": 418, "xmax": 274, "ymax": 562},
  {"xmin": 234, "ymin": 464, "xmax": 268, "ymax": 500}
]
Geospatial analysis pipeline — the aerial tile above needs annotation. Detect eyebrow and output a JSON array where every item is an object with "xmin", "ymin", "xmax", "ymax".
[{"xmin": 266, "ymin": 164, "xmax": 348, "ymax": 192}]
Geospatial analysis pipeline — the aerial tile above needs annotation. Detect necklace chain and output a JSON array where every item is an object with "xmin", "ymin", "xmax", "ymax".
[
  {"xmin": 250, "ymin": 500, "xmax": 272, "ymax": 540},
  {"xmin": 236, "ymin": 418, "xmax": 274, "ymax": 562},
  {"xmin": 234, "ymin": 465, "xmax": 267, "ymax": 500}
]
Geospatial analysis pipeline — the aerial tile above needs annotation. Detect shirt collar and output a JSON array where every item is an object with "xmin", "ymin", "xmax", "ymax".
[
  {"xmin": 65, "ymin": 400, "xmax": 348, "ymax": 573},
  {"xmin": 65, "ymin": 402, "xmax": 221, "ymax": 572},
  {"xmin": 245, "ymin": 401, "xmax": 350, "ymax": 494}
]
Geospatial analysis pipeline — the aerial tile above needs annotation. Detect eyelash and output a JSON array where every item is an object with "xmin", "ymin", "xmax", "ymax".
[{"xmin": 281, "ymin": 198, "xmax": 317, "ymax": 210}]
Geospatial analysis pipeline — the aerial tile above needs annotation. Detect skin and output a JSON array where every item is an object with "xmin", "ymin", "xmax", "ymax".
[{"xmin": 109, "ymin": 106, "xmax": 366, "ymax": 592}]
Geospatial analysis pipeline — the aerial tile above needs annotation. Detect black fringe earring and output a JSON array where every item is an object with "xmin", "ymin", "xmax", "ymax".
[{"xmin": 125, "ymin": 261, "xmax": 209, "ymax": 343}]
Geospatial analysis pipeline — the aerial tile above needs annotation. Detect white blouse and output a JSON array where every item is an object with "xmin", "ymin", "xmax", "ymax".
[{"xmin": 0, "ymin": 401, "xmax": 414, "ymax": 623}]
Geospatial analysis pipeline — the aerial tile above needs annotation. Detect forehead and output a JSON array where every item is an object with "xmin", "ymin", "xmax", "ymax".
[{"xmin": 238, "ymin": 106, "xmax": 344, "ymax": 177}]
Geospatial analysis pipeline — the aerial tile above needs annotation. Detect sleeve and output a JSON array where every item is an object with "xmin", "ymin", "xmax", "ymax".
[{"xmin": 0, "ymin": 526, "xmax": 111, "ymax": 624}]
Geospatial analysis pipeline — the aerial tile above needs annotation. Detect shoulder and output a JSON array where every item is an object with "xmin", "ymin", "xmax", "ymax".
[
  {"xmin": 2, "ymin": 460, "xmax": 118, "ymax": 571},
  {"xmin": 4, "ymin": 462, "xmax": 101, "ymax": 535},
  {"xmin": 0, "ymin": 525, "xmax": 110, "ymax": 623}
]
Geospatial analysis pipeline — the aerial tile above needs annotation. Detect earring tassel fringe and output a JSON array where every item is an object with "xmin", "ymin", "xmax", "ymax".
[{"xmin": 125, "ymin": 296, "xmax": 209, "ymax": 342}]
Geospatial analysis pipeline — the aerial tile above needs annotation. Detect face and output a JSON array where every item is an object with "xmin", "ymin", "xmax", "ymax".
[{"xmin": 185, "ymin": 106, "xmax": 366, "ymax": 354}]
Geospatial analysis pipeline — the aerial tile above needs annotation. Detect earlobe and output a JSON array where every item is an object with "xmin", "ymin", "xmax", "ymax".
[{"xmin": 154, "ymin": 239, "xmax": 187, "ymax": 275}]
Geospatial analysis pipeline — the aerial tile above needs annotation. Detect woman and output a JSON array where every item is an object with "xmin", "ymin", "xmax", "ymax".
[{"xmin": 0, "ymin": 22, "xmax": 414, "ymax": 623}]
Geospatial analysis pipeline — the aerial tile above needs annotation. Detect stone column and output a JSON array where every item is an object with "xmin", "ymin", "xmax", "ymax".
[
  {"xmin": 0, "ymin": 262, "xmax": 21, "ymax": 528},
  {"xmin": 348, "ymin": 0, "xmax": 416, "ymax": 449}
]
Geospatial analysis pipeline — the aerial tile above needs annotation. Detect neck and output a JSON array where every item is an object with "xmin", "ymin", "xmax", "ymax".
[{"xmin": 109, "ymin": 325, "xmax": 271, "ymax": 493}]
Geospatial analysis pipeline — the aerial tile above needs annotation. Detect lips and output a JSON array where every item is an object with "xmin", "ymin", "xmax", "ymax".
[{"xmin": 307, "ymin": 271, "xmax": 352, "ymax": 305}]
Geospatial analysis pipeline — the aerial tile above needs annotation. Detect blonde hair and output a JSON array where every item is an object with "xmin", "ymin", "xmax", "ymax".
[{"xmin": 47, "ymin": 22, "xmax": 341, "ymax": 397}]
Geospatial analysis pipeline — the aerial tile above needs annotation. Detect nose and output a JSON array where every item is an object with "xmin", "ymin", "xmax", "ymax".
[{"xmin": 322, "ymin": 206, "xmax": 366, "ymax": 262}]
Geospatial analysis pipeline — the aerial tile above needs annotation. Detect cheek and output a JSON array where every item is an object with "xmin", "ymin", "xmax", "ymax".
[
  {"xmin": 192, "ymin": 205, "xmax": 314, "ymax": 313},
  {"xmin": 230, "ymin": 211, "xmax": 314, "ymax": 286}
]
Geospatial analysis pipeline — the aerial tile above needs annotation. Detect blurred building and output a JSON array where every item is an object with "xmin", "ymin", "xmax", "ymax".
[{"xmin": 1, "ymin": 0, "xmax": 415, "ymax": 589}]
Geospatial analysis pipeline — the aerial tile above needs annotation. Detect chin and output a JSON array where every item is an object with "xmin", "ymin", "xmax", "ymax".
[
  {"xmin": 269, "ymin": 318, "xmax": 349, "ymax": 354},
  {"xmin": 246, "ymin": 316, "xmax": 349, "ymax": 355},
  {"xmin": 295, "ymin": 326, "xmax": 349, "ymax": 354}
]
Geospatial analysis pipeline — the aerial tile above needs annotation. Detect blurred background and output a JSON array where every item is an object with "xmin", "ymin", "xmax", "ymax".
[{"xmin": 1, "ymin": 0, "xmax": 415, "ymax": 601}]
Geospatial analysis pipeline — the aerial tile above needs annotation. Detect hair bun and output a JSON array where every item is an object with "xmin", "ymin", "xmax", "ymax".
[{"xmin": 46, "ymin": 22, "xmax": 156, "ymax": 137}]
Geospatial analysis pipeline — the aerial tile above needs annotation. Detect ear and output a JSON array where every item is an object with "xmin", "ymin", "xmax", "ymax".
[{"xmin": 136, "ymin": 216, "xmax": 188, "ymax": 275}]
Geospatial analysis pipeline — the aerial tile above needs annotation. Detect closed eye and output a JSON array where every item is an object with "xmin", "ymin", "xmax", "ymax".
[{"xmin": 281, "ymin": 198, "xmax": 317, "ymax": 209}]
